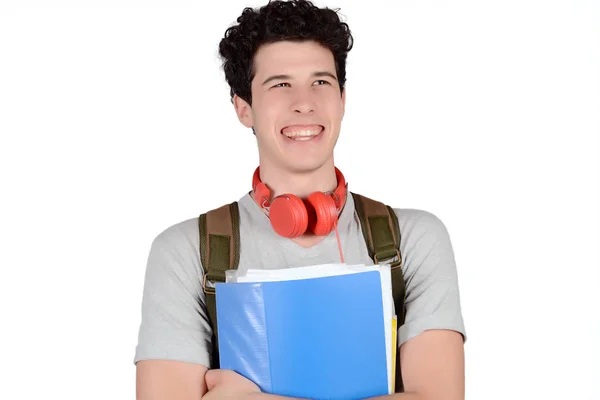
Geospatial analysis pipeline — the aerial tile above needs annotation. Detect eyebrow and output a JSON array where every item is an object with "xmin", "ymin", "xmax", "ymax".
[{"xmin": 262, "ymin": 71, "xmax": 337, "ymax": 86}]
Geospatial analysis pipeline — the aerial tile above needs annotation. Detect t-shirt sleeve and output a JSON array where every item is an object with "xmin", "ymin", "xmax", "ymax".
[
  {"xmin": 133, "ymin": 219, "xmax": 213, "ymax": 368},
  {"xmin": 394, "ymin": 209, "xmax": 467, "ymax": 346}
]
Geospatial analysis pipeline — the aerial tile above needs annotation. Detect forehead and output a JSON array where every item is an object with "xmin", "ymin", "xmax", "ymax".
[{"xmin": 252, "ymin": 40, "xmax": 336, "ymax": 78}]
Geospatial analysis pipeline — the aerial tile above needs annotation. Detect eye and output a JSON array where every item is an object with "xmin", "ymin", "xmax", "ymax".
[
  {"xmin": 314, "ymin": 79, "xmax": 330, "ymax": 86},
  {"xmin": 272, "ymin": 82, "xmax": 290, "ymax": 88}
]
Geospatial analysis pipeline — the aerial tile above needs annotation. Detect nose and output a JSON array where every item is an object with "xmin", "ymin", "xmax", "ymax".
[{"xmin": 291, "ymin": 90, "xmax": 316, "ymax": 114}]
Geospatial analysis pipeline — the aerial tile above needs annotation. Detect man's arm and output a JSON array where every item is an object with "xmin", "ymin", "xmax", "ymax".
[
  {"xmin": 137, "ymin": 328, "xmax": 464, "ymax": 400},
  {"xmin": 375, "ymin": 209, "xmax": 467, "ymax": 399},
  {"xmin": 368, "ymin": 329, "xmax": 465, "ymax": 400},
  {"xmin": 137, "ymin": 360, "xmax": 209, "ymax": 400},
  {"xmin": 202, "ymin": 329, "xmax": 464, "ymax": 400},
  {"xmin": 134, "ymin": 220, "xmax": 215, "ymax": 400}
]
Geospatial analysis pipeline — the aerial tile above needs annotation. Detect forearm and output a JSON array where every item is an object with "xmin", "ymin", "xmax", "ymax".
[
  {"xmin": 247, "ymin": 391, "xmax": 424, "ymax": 400},
  {"xmin": 366, "ymin": 392, "xmax": 423, "ymax": 400},
  {"xmin": 247, "ymin": 393, "xmax": 303, "ymax": 400}
]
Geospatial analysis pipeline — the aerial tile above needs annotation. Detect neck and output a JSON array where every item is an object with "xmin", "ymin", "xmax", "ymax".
[{"xmin": 258, "ymin": 159, "xmax": 338, "ymax": 199}]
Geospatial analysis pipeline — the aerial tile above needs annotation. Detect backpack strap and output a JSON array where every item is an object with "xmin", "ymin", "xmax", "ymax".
[
  {"xmin": 351, "ymin": 192, "xmax": 406, "ymax": 392},
  {"xmin": 198, "ymin": 201, "xmax": 240, "ymax": 368},
  {"xmin": 351, "ymin": 192, "xmax": 405, "ymax": 318}
]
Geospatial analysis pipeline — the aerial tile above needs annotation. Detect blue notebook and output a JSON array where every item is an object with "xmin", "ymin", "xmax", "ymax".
[{"xmin": 215, "ymin": 270, "xmax": 389, "ymax": 400}]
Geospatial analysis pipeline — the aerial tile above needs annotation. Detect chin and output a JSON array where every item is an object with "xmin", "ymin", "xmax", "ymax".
[{"xmin": 281, "ymin": 157, "xmax": 332, "ymax": 174}]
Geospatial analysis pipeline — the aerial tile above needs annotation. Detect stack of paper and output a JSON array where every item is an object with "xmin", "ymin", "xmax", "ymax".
[{"xmin": 215, "ymin": 263, "xmax": 396, "ymax": 400}]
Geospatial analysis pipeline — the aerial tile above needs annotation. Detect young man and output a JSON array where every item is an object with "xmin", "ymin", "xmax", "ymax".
[{"xmin": 134, "ymin": 1, "xmax": 466, "ymax": 399}]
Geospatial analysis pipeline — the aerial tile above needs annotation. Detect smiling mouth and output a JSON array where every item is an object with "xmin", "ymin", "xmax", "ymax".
[{"xmin": 280, "ymin": 125, "xmax": 324, "ymax": 141}]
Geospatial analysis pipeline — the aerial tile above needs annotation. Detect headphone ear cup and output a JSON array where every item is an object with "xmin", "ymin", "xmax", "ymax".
[
  {"xmin": 269, "ymin": 195, "xmax": 308, "ymax": 238},
  {"xmin": 306, "ymin": 192, "xmax": 338, "ymax": 236}
]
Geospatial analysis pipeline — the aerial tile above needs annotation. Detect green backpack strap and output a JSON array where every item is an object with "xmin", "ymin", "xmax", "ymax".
[
  {"xmin": 351, "ymin": 192, "xmax": 406, "ymax": 392},
  {"xmin": 198, "ymin": 201, "xmax": 240, "ymax": 369}
]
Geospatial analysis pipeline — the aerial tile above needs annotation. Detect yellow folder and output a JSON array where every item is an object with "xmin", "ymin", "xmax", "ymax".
[{"xmin": 392, "ymin": 315, "xmax": 397, "ymax": 393}]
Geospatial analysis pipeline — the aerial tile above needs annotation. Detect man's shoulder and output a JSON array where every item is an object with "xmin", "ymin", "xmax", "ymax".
[
  {"xmin": 152, "ymin": 216, "xmax": 199, "ymax": 245},
  {"xmin": 388, "ymin": 207, "xmax": 453, "ymax": 259},
  {"xmin": 148, "ymin": 197, "xmax": 246, "ymax": 262},
  {"xmin": 148, "ymin": 216, "xmax": 201, "ymax": 263},
  {"xmin": 352, "ymin": 193, "xmax": 446, "ymax": 232},
  {"xmin": 391, "ymin": 207, "xmax": 449, "ymax": 234}
]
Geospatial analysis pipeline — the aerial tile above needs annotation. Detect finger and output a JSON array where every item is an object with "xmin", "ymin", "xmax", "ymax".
[
  {"xmin": 205, "ymin": 369, "xmax": 222, "ymax": 391},
  {"xmin": 206, "ymin": 369, "xmax": 238, "ymax": 391}
]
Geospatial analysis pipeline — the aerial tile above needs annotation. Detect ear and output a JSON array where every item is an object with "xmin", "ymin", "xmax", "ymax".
[{"xmin": 233, "ymin": 94, "xmax": 254, "ymax": 128}]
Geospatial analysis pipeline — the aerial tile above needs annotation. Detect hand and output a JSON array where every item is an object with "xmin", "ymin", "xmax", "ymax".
[{"xmin": 202, "ymin": 369, "xmax": 262, "ymax": 400}]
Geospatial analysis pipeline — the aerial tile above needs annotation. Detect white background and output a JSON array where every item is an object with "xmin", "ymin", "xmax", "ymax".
[{"xmin": 0, "ymin": 0, "xmax": 598, "ymax": 399}]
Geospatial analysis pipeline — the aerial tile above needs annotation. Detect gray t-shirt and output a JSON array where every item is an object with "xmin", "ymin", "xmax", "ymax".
[{"xmin": 134, "ymin": 192, "xmax": 466, "ymax": 368}]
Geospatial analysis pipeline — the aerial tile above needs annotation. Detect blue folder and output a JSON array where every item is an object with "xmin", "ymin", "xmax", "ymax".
[{"xmin": 215, "ymin": 270, "xmax": 389, "ymax": 400}]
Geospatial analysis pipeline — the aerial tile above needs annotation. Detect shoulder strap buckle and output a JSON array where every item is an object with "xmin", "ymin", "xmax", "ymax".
[
  {"xmin": 374, "ymin": 248, "xmax": 401, "ymax": 267},
  {"xmin": 201, "ymin": 274, "xmax": 215, "ymax": 294}
]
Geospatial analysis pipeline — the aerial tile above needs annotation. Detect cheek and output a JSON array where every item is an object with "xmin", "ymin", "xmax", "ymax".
[
  {"xmin": 255, "ymin": 95, "xmax": 286, "ymax": 125},
  {"xmin": 323, "ymin": 98, "xmax": 344, "ymax": 121}
]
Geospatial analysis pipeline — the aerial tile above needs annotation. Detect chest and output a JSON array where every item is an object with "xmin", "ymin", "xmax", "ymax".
[{"xmin": 235, "ymin": 221, "xmax": 375, "ymax": 275}]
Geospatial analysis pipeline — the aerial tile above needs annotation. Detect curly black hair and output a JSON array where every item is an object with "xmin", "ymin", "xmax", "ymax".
[{"xmin": 218, "ymin": 0, "xmax": 353, "ymax": 105}]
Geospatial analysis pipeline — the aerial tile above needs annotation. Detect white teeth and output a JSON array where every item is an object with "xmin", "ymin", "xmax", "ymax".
[
  {"xmin": 292, "ymin": 136, "xmax": 314, "ymax": 141},
  {"xmin": 282, "ymin": 128, "xmax": 323, "ymax": 139}
]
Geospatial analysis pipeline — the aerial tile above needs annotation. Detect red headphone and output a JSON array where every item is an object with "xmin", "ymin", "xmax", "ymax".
[{"xmin": 251, "ymin": 167, "xmax": 348, "ymax": 238}]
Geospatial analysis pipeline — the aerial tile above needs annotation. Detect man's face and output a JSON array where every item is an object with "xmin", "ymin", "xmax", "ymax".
[{"xmin": 234, "ymin": 40, "xmax": 346, "ymax": 174}]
